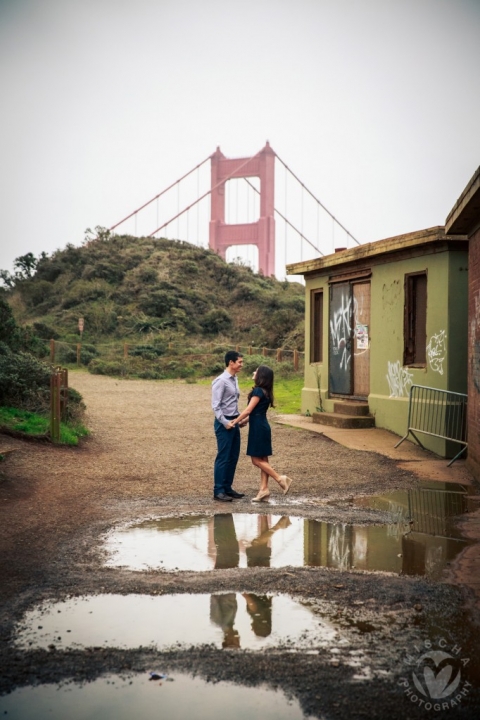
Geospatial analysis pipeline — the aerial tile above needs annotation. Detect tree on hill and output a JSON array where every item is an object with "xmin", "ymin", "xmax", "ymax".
[{"xmin": 1, "ymin": 234, "xmax": 305, "ymax": 350}]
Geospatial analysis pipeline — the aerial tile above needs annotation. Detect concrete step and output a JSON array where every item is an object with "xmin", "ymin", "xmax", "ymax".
[
  {"xmin": 312, "ymin": 411, "xmax": 375, "ymax": 429},
  {"xmin": 333, "ymin": 401, "xmax": 371, "ymax": 416}
]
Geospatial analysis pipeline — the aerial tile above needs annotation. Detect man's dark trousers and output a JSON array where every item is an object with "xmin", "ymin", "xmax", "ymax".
[{"xmin": 214, "ymin": 419, "xmax": 240, "ymax": 496}]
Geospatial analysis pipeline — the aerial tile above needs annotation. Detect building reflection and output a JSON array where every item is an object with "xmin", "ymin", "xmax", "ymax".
[{"xmin": 305, "ymin": 484, "xmax": 471, "ymax": 579}]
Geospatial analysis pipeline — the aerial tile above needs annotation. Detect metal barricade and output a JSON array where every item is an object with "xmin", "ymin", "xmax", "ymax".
[{"xmin": 395, "ymin": 385, "xmax": 467, "ymax": 466}]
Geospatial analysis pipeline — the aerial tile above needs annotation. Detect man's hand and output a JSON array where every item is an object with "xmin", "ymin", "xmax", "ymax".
[{"xmin": 238, "ymin": 419, "xmax": 249, "ymax": 428}]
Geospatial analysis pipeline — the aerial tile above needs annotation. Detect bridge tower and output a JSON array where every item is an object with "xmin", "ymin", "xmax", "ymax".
[{"xmin": 209, "ymin": 142, "xmax": 275, "ymax": 276}]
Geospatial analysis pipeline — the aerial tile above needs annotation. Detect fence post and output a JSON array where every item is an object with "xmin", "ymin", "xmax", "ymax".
[
  {"xmin": 123, "ymin": 343, "xmax": 129, "ymax": 359},
  {"xmin": 76, "ymin": 343, "xmax": 81, "ymax": 366},
  {"xmin": 50, "ymin": 339, "xmax": 55, "ymax": 364},
  {"xmin": 293, "ymin": 349, "xmax": 299, "ymax": 371},
  {"xmin": 60, "ymin": 368, "xmax": 68, "ymax": 421},
  {"xmin": 248, "ymin": 346, "xmax": 252, "ymax": 356},
  {"xmin": 236, "ymin": 344, "xmax": 240, "ymax": 352},
  {"xmin": 276, "ymin": 348, "xmax": 283, "ymax": 362},
  {"xmin": 50, "ymin": 368, "xmax": 61, "ymax": 443},
  {"xmin": 262, "ymin": 347, "xmax": 268, "ymax": 357}
]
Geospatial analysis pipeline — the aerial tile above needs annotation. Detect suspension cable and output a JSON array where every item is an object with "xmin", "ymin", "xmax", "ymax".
[
  {"xmin": 148, "ymin": 150, "xmax": 263, "ymax": 237},
  {"xmin": 274, "ymin": 151, "xmax": 360, "ymax": 245},
  {"xmin": 109, "ymin": 154, "xmax": 211, "ymax": 233},
  {"xmin": 242, "ymin": 177, "xmax": 324, "ymax": 257}
]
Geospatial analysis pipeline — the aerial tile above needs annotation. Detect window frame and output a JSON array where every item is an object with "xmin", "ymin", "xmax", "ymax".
[
  {"xmin": 403, "ymin": 271, "xmax": 427, "ymax": 367},
  {"xmin": 310, "ymin": 289, "xmax": 324, "ymax": 364}
]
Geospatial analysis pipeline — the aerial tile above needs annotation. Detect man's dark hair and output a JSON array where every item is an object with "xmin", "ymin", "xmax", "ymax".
[{"xmin": 225, "ymin": 350, "xmax": 243, "ymax": 366}]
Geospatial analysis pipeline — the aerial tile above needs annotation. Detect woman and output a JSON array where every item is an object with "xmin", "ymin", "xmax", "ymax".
[{"xmin": 229, "ymin": 365, "xmax": 293, "ymax": 502}]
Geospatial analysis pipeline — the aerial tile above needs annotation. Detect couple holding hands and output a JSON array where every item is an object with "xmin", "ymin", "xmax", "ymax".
[{"xmin": 211, "ymin": 350, "xmax": 293, "ymax": 503}]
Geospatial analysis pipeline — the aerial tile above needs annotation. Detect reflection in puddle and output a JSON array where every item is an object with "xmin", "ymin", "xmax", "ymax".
[
  {"xmin": 0, "ymin": 672, "xmax": 314, "ymax": 720},
  {"xmin": 14, "ymin": 593, "xmax": 337, "ymax": 651},
  {"xmin": 105, "ymin": 505, "xmax": 470, "ymax": 578},
  {"xmin": 354, "ymin": 481, "xmax": 472, "ymax": 578}
]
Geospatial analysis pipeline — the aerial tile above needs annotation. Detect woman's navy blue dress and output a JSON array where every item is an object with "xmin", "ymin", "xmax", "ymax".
[{"xmin": 246, "ymin": 387, "xmax": 272, "ymax": 457}]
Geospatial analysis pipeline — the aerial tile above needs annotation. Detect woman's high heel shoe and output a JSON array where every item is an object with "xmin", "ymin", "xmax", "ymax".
[
  {"xmin": 279, "ymin": 475, "xmax": 293, "ymax": 495},
  {"xmin": 252, "ymin": 489, "xmax": 270, "ymax": 502}
]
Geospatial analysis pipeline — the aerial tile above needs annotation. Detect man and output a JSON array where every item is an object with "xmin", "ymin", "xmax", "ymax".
[{"xmin": 211, "ymin": 350, "xmax": 246, "ymax": 502}]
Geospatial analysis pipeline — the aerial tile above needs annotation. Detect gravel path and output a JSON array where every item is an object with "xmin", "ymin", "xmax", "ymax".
[{"xmin": 0, "ymin": 372, "xmax": 479, "ymax": 718}]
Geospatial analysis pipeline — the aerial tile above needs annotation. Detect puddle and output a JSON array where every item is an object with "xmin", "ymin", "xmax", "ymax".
[
  {"xmin": 354, "ymin": 481, "xmax": 472, "ymax": 578},
  {"xmin": 0, "ymin": 672, "xmax": 317, "ymax": 720},
  {"xmin": 104, "ymin": 510, "xmax": 470, "ymax": 578},
  {"xmin": 14, "ymin": 593, "xmax": 338, "ymax": 651}
]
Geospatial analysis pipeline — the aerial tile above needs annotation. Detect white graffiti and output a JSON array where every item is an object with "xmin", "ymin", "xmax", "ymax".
[
  {"xmin": 386, "ymin": 361, "xmax": 413, "ymax": 398},
  {"xmin": 426, "ymin": 330, "xmax": 447, "ymax": 375},
  {"xmin": 330, "ymin": 291, "xmax": 352, "ymax": 371}
]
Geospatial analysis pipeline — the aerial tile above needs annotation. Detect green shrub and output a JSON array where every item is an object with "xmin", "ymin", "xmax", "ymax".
[
  {"xmin": 137, "ymin": 369, "xmax": 162, "ymax": 379},
  {"xmin": 0, "ymin": 344, "xmax": 51, "ymax": 410},
  {"xmin": 88, "ymin": 359, "xmax": 124, "ymax": 376},
  {"xmin": 129, "ymin": 344, "xmax": 166, "ymax": 359},
  {"xmin": 201, "ymin": 309, "xmax": 232, "ymax": 335},
  {"xmin": 204, "ymin": 359, "xmax": 225, "ymax": 376},
  {"xmin": 33, "ymin": 322, "xmax": 60, "ymax": 340}
]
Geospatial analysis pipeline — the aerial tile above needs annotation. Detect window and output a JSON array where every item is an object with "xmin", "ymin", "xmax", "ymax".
[
  {"xmin": 404, "ymin": 272, "xmax": 427, "ymax": 365},
  {"xmin": 310, "ymin": 290, "xmax": 323, "ymax": 363}
]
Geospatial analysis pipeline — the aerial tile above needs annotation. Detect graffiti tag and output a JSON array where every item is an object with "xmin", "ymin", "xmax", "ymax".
[
  {"xmin": 386, "ymin": 361, "xmax": 413, "ymax": 398},
  {"xmin": 426, "ymin": 330, "xmax": 447, "ymax": 375},
  {"xmin": 330, "ymin": 290, "xmax": 352, "ymax": 371}
]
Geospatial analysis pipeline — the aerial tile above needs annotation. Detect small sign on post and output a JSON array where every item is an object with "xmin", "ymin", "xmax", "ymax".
[{"xmin": 78, "ymin": 317, "xmax": 84, "ymax": 339}]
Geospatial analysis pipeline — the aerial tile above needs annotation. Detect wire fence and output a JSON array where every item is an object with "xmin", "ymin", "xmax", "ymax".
[{"xmin": 48, "ymin": 340, "xmax": 305, "ymax": 378}]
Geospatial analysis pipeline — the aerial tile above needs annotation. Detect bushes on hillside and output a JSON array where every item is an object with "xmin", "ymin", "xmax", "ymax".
[
  {"xmin": 0, "ymin": 343, "xmax": 51, "ymax": 410},
  {"xmin": 0, "ymin": 296, "xmax": 84, "ymax": 419}
]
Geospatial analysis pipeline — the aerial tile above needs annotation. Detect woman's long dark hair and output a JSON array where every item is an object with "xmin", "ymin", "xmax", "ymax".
[{"xmin": 248, "ymin": 365, "xmax": 275, "ymax": 407}]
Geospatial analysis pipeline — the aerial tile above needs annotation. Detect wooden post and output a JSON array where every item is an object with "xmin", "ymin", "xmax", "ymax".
[
  {"xmin": 276, "ymin": 348, "xmax": 283, "ymax": 362},
  {"xmin": 123, "ymin": 343, "xmax": 129, "ymax": 359},
  {"xmin": 50, "ymin": 369, "xmax": 61, "ymax": 443},
  {"xmin": 50, "ymin": 339, "xmax": 55, "ymax": 364},
  {"xmin": 76, "ymin": 343, "xmax": 81, "ymax": 366},
  {"xmin": 293, "ymin": 349, "xmax": 299, "ymax": 371},
  {"xmin": 262, "ymin": 347, "xmax": 268, "ymax": 357},
  {"xmin": 236, "ymin": 344, "xmax": 240, "ymax": 352},
  {"xmin": 248, "ymin": 346, "xmax": 253, "ymax": 356},
  {"xmin": 60, "ymin": 369, "xmax": 68, "ymax": 421}
]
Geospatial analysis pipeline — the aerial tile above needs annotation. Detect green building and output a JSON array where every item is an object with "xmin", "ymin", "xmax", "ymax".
[{"xmin": 287, "ymin": 226, "xmax": 468, "ymax": 457}]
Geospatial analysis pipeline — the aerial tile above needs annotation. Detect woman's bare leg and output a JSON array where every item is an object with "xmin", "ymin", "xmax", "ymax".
[
  {"xmin": 260, "ymin": 469, "xmax": 269, "ymax": 490},
  {"xmin": 251, "ymin": 456, "xmax": 282, "ymax": 485}
]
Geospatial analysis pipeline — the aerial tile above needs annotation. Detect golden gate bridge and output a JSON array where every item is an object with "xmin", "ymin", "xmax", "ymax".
[{"xmin": 106, "ymin": 142, "xmax": 359, "ymax": 279}]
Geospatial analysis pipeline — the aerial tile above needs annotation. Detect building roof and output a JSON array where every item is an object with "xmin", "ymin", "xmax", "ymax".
[
  {"xmin": 286, "ymin": 226, "xmax": 467, "ymax": 277},
  {"xmin": 445, "ymin": 166, "xmax": 480, "ymax": 235}
]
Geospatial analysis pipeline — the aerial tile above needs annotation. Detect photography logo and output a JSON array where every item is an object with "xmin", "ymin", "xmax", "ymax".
[{"xmin": 399, "ymin": 639, "xmax": 471, "ymax": 711}]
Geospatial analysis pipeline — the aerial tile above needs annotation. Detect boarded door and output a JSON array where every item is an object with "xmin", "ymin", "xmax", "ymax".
[
  {"xmin": 329, "ymin": 283, "xmax": 353, "ymax": 394},
  {"xmin": 353, "ymin": 282, "xmax": 371, "ymax": 397}
]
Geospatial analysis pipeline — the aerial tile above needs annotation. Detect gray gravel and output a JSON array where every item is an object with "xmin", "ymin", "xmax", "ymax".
[{"xmin": 0, "ymin": 373, "xmax": 479, "ymax": 719}]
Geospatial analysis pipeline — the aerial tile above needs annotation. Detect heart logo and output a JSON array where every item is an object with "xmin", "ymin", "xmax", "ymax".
[{"xmin": 412, "ymin": 651, "xmax": 461, "ymax": 699}]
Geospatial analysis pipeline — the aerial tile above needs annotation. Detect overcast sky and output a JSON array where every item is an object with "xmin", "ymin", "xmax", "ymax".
[{"xmin": 1, "ymin": 0, "xmax": 479, "ymax": 278}]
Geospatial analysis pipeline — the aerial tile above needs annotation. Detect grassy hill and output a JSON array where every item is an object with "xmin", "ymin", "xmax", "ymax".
[{"xmin": 4, "ymin": 231, "xmax": 305, "ymax": 350}]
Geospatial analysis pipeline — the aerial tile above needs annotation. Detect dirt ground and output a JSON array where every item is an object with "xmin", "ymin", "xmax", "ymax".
[{"xmin": 0, "ymin": 372, "xmax": 479, "ymax": 719}]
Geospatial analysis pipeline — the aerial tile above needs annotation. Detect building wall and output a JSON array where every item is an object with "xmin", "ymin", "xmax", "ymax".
[
  {"xmin": 302, "ymin": 247, "xmax": 468, "ymax": 457},
  {"xmin": 468, "ymin": 228, "xmax": 480, "ymax": 479}
]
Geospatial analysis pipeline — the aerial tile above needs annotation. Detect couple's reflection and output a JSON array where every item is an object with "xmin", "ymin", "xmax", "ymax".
[
  {"xmin": 211, "ymin": 513, "xmax": 291, "ymax": 648},
  {"xmin": 213, "ymin": 513, "xmax": 292, "ymax": 569},
  {"xmin": 210, "ymin": 592, "xmax": 272, "ymax": 647}
]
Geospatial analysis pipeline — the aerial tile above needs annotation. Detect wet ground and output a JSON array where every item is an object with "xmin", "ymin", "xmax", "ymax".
[{"xmin": 1, "ymin": 375, "xmax": 479, "ymax": 719}]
